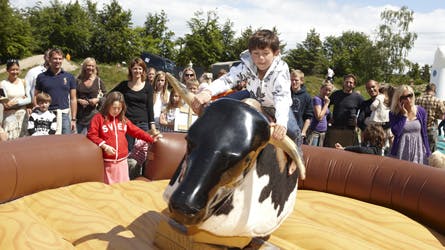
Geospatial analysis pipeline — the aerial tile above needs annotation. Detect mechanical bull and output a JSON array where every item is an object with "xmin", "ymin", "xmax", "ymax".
[{"xmin": 163, "ymin": 73, "xmax": 306, "ymax": 237}]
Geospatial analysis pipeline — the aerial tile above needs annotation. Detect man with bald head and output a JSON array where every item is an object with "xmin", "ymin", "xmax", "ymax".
[{"xmin": 358, "ymin": 80, "xmax": 380, "ymax": 132}]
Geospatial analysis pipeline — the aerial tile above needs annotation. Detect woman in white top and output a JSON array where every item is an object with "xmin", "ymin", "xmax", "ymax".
[
  {"xmin": 368, "ymin": 85, "xmax": 394, "ymax": 151},
  {"xmin": 152, "ymin": 71, "xmax": 170, "ymax": 128},
  {"xmin": 0, "ymin": 59, "xmax": 30, "ymax": 140},
  {"xmin": 369, "ymin": 85, "xmax": 391, "ymax": 125}
]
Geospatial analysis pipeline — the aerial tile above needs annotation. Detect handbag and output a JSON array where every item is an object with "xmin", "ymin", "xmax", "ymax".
[{"xmin": 96, "ymin": 78, "xmax": 105, "ymax": 109}]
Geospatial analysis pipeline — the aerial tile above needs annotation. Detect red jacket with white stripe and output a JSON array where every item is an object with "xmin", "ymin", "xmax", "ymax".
[{"xmin": 87, "ymin": 113, "xmax": 154, "ymax": 162}]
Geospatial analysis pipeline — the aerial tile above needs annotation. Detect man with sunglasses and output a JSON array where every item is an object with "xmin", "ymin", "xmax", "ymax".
[{"xmin": 415, "ymin": 83, "xmax": 445, "ymax": 152}]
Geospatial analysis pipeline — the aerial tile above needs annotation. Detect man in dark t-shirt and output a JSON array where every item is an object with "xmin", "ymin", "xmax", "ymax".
[{"xmin": 325, "ymin": 74, "xmax": 364, "ymax": 147}]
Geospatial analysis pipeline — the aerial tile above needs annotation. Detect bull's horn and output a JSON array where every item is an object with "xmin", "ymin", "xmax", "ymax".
[
  {"xmin": 165, "ymin": 72, "xmax": 195, "ymax": 106},
  {"xmin": 269, "ymin": 128, "xmax": 306, "ymax": 180}
]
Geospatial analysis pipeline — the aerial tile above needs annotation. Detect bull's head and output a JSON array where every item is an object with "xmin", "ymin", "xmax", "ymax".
[{"xmin": 164, "ymin": 73, "xmax": 305, "ymax": 226}]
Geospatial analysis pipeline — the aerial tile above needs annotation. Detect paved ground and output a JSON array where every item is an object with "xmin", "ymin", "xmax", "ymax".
[{"xmin": 0, "ymin": 54, "xmax": 77, "ymax": 73}]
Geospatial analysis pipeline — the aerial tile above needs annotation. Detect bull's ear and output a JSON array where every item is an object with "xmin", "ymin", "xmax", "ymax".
[{"xmin": 269, "ymin": 128, "xmax": 306, "ymax": 180}]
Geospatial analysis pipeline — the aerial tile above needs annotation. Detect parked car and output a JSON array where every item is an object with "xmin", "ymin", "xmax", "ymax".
[
  {"xmin": 210, "ymin": 60, "xmax": 241, "ymax": 79},
  {"xmin": 141, "ymin": 52, "xmax": 179, "ymax": 78}
]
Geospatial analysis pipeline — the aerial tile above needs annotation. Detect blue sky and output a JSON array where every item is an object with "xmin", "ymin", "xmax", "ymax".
[{"xmin": 11, "ymin": 0, "xmax": 445, "ymax": 65}]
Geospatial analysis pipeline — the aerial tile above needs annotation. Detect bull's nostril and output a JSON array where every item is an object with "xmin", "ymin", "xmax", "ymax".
[
  {"xmin": 169, "ymin": 202, "xmax": 200, "ymax": 216},
  {"xmin": 169, "ymin": 201, "xmax": 205, "ymax": 225}
]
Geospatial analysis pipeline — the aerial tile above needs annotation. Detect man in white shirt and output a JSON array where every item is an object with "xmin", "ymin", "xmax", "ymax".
[{"xmin": 25, "ymin": 49, "xmax": 50, "ymax": 112}]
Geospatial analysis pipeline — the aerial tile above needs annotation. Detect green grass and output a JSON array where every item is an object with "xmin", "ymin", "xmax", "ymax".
[
  {"xmin": 60, "ymin": 60, "xmax": 128, "ymax": 91},
  {"xmin": 96, "ymin": 64, "xmax": 128, "ymax": 91},
  {"xmin": 303, "ymin": 75, "xmax": 371, "ymax": 100}
]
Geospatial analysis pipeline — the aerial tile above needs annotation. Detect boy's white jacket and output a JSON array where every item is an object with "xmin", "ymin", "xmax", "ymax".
[{"xmin": 205, "ymin": 50, "xmax": 292, "ymax": 127}]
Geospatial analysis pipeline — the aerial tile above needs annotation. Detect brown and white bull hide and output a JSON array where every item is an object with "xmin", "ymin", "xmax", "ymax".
[{"xmin": 163, "ymin": 98, "xmax": 302, "ymax": 237}]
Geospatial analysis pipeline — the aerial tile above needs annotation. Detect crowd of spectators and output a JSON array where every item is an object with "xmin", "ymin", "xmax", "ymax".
[{"xmin": 1, "ymin": 43, "xmax": 444, "ymax": 184}]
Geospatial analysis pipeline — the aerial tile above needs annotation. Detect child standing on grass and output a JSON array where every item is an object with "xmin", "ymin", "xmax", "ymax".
[
  {"xmin": 27, "ymin": 92, "xmax": 57, "ymax": 136},
  {"xmin": 87, "ymin": 91, "xmax": 160, "ymax": 184}
]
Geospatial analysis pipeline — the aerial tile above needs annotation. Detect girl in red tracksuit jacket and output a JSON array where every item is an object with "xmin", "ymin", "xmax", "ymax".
[{"xmin": 87, "ymin": 91, "xmax": 159, "ymax": 184}]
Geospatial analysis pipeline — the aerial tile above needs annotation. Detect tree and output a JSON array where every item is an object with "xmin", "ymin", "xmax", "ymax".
[
  {"xmin": 323, "ymin": 31, "xmax": 381, "ymax": 84},
  {"xmin": 285, "ymin": 29, "xmax": 324, "ymax": 75},
  {"xmin": 376, "ymin": 6, "xmax": 417, "ymax": 81},
  {"xmin": 420, "ymin": 64, "xmax": 431, "ymax": 83},
  {"xmin": 143, "ymin": 10, "xmax": 176, "ymax": 59},
  {"xmin": 90, "ymin": 0, "xmax": 139, "ymax": 63},
  {"xmin": 219, "ymin": 20, "xmax": 236, "ymax": 61},
  {"xmin": 407, "ymin": 62, "xmax": 421, "ymax": 80},
  {"xmin": 26, "ymin": 1, "xmax": 67, "ymax": 53},
  {"xmin": 230, "ymin": 27, "xmax": 254, "ymax": 58},
  {"xmin": 0, "ymin": 0, "xmax": 33, "ymax": 62},
  {"xmin": 176, "ymin": 10, "xmax": 226, "ymax": 69},
  {"xmin": 61, "ymin": 2, "xmax": 94, "ymax": 58}
]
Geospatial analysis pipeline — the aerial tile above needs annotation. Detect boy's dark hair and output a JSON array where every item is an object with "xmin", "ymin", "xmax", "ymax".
[
  {"xmin": 363, "ymin": 124, "xmax": 386, "ymax": 148},
  {"xmin": 248, "ymin": 29, "xmax": 280, "ymax": 52},
  {"xmin": 36, "ymin": 92, "xmax": 52, "ymax": 104},
  {"xmin": 6, "ymin": 59, "xmax": 19, "ymax": 70}
]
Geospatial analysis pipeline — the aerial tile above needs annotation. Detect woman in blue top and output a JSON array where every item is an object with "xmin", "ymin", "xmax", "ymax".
[
  {"xmin": 389, "ymin": 85, "xmax": 430, "ymax": 165},
  {"xmin": 307, "ymin": 80, "xmax": 333, "ymax": 147}
]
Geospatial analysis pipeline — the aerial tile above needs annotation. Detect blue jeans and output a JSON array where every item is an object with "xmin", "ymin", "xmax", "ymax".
[
  {"xmin": 427, "ymin": 128, "xmax": 438, "ymax": 153},
  {"xmin": 126, "ymin": 122, "xmax": 149, "ymax": 152},
  {"xmin": 307, "ymin": 130, "xmax": 326, "ymax": 147},
  {"xmin": 76, "ymin": 123, "xmax": 89, "ymax": 135},
  {"xmin": 61, "ymin": 113, "xmax": 72, "ymax": 134}
]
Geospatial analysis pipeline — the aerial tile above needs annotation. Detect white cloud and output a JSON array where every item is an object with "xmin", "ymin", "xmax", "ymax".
[{"xmin": 11, "ymin": 0, "xmax": 445, "ymax": 65}]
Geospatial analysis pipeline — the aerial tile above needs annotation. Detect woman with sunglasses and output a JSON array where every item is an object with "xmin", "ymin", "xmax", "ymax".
[
  {"xmin": 0, "ymin": 59, "xmax": 31, "ymax": 140},
  {"xmin": 389, "ymin": 85, "xmax": 430, "ymax": 164},
  {"xmin": 180, "ymin": 67, "xmax": 196, "ymax": 84}
]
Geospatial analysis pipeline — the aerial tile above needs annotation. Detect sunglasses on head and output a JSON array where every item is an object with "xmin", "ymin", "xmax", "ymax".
[
  {"xmin": 7, "ymin": 59, "xmax": 18, "ymax": 63},
  {"xmin": 400, "ymin": 93, "xmax": 413, "ymax": 100}
]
